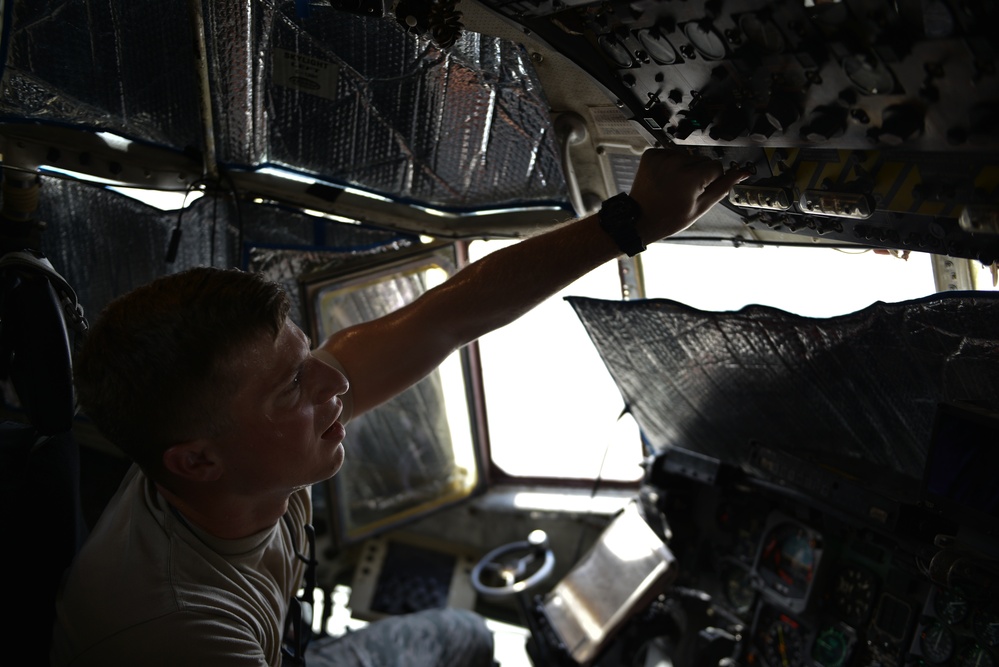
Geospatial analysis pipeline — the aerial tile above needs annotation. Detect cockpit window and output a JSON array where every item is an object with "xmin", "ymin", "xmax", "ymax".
[
  {"xmin": 305, "ymin": 246, "xmax": 481, "ymax": 544},
  {"xmin": 641, "ymin": 244, "xmax": 943, "ymax": 317},
  {"xmin": 470, "ymin": 239, "xmax": 997, "ymax": 484},
  {"xmin": 469, "ymin": 240, "xmax": 645, "ymax": 483}
]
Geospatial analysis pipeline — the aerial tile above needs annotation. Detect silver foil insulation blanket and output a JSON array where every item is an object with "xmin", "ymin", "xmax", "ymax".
[
  {"xmin": 568, "ymin": 293, "xmax": 999, "ymax": 483},
  {"xmin": 1, "ymin": 0, "xmax": 568, "ymax": 210}
]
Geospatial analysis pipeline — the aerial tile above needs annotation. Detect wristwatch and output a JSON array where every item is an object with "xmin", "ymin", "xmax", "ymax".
[{"xmin": 598, "ymin": 192, "xmax": 646, "ymax": 257}]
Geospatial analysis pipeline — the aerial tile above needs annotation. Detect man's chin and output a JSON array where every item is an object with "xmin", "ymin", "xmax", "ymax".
[{"xmin": 326, "ymin": 443, "xmax": 346, "ymax": 479}]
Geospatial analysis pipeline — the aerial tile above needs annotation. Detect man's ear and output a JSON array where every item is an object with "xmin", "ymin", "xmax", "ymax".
[{"xmin": 162, "ymin": 440, "xmax": 223, "ymax": 482}]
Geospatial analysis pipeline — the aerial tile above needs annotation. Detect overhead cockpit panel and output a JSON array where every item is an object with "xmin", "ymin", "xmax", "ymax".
[{"xmin": 473, "ymin": 0, "xmax": 999, "ymax": 262}]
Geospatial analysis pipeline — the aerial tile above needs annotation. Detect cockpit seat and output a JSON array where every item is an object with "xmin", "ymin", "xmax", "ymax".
[
  {"xmin": 0, "ymin": 424, "xmax": 86, "ymax": 664},
  {"xmin": 0, "ymin": 250, "xmax": 87, "ymax": 665}
]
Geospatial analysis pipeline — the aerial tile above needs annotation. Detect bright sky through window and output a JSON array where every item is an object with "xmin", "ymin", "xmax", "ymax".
[{"xmin": 470, "ymin": 240, "xmax": 973, "ymax": 481}]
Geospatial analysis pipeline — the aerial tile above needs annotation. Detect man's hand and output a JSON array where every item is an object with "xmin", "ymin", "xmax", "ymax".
[{"xmin": 629, "ymin": 148, "xmax": 749, "ymax": 244}]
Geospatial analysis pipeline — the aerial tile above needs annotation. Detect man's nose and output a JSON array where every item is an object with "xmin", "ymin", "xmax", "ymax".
[{"xmin": 312, "ymin": 356, "xmax": 349, "ymax": 403}]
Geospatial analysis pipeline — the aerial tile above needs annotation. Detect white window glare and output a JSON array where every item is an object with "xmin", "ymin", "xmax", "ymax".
[
  {"xmin": 41, "ymin": 164, "xmax": 205, "ymax": 211},
  {"xmin": 341, "ymin": 186, "xmax": 394, "ymax": 203},
  {"xmin": 330, "ymin": 215, "xmax": 362, "ymax": 225},
  {"xmin": 971, "ymin": 260, "xmax": 999, "ymax": 291},
  {"xmin": 297, "ymin": 207, "xmax": 361, "ymax": 224},
  {"xmin": 405, "ymin": 203, "xmax": 566, "ymax": 219},
  {"xmin": 95, "ymin": 131, "xmax": 133, "ymax": 152},
  {"xmin": 407, "ymin": 204, "xmax": 453, "ymax": 218},
  {"xmin": 255, "ymin": 166, "xmax": 317, "ymax": 184},
  {"xmin": 252, "ymin": 169, "xmax": 396, "ymax": 207},
  {"xmin": 640, "ymin": 243, "xmax": 939, "ymax": 317},
  {"xmin": 469, "ymin": 239, "xmax": 645, "ymax": 482},
  {"xmin": 463, "ymin": 205, "xmax": 566, "ymax": 217},
  {"xmin": 39, "ymin": 165, "xmax": 126, "ymax": 187},
  {"xmin": 105, "ymin": 187, "xmax": 203, "ymax": 211}
]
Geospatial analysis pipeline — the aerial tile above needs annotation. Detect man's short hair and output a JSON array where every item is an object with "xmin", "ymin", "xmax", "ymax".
[{"xmin": 75, "ymin": 267, "xmax": 291, "ymax": 480}]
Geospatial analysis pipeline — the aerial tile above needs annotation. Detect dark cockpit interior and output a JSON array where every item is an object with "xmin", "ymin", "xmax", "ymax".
[{"xmin": 0, "ymin": 1, "xmax": 997, "ymax": 666}]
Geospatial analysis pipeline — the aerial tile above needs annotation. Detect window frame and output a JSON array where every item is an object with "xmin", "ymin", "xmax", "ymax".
[{"xmin": 302, "ymin": 241, "xmax": 490, "ymax": 547}]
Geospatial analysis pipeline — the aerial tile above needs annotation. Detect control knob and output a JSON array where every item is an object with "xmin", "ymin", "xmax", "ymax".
[
  {"xmin": 800, "ymin": 104, "xmax": 847, "ymax": 141},
  {"xmin": 869, "ymin": 103, "xmax": 924, "ymax": 145}
]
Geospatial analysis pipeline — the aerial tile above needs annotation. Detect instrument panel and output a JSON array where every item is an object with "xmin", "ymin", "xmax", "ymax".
[{"xmin": 649, "ymin": 464, "xmax": 999, "ymax": 667}]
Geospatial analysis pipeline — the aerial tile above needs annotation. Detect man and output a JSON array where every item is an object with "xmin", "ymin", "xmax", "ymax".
[{"xmin": 50, "ymin": 148, "xmax": 746, "ymax": 666}]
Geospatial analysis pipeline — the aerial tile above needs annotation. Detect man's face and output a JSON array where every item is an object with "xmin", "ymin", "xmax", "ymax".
[{"xmin": 212, "ymin": 319, "xmax": 350, "ymax": 496}]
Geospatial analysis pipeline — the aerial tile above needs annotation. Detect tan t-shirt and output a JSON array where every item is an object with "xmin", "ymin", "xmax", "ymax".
[{"xmin": 50, "ymin": 466, "xmax": 311, "ymax": 666}]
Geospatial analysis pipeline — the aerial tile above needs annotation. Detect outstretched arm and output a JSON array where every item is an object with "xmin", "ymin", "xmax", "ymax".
[{"xmin": 319, "ymin": 147, "xmax": 747, "ymax": 417}]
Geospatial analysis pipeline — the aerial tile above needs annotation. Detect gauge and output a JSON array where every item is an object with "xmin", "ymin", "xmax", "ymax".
[
  {"xmin": 934, "ymin": 587, "xmax": 970, "ymax": 625},
  {"xmin": 833, "ymin": 565, "xmax": 878, "ymax": 626},
  {"xmin": 756, "ymin": 522, "xmax": 820, "ymax": 600},
  {"xmin": 722, "ymin": 566, "xmax": 756, "ymax": 615},
  {"xmin": 759, "ymin": 611, "xmax": 807, "ymax": 667},
  {"xmin": 812, "ymin": 625, "xmax": 855, "ymax": 667},
  {"xmin": 734, "ymin": 530, "xmax": 759, "ymax": 564},
  {"xmin": 718, "ymin": 501, "xmax": 764, "ymax": 563},
  {"xmin": 974, "ymin": 609, "xmax": 999, "ymax": 648},
  {"xmin": 959, "ymin": 644, "xmax": 997, "ymax": 667},
  {"xmin": 920, "ymin": 620, "xmax": 957, "ymax": 664}
]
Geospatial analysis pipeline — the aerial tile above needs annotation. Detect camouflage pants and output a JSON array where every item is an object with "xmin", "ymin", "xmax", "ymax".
[{"xmin": 304, "ymin": 609, "xmax": 495, "ymax": 667}]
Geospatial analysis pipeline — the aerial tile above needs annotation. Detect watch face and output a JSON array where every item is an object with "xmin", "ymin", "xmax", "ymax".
[
  {"xmin": 600, "ymin": 194, "xmax": 645, "ymax": 255},
  {"xmin": 603, "ymin": 194, "xmax": 640, "ymax": 221}
]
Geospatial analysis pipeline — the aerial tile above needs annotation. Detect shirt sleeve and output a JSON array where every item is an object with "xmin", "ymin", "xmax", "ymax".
[{"xmin": 63, "ymin": 611, "xmax": 273, "ymax": 667}]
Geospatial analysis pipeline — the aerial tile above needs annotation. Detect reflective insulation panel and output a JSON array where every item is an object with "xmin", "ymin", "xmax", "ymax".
[
  {"xmin": 569, "ymin": 293, "xmax": 999, "ymax": 487},
  {"xmin": 0, "ymin": 0, "xmax": 204, "ymax": 151},
  {"xmin": 205, "ymin": 0, "xmax": 568, "ymax": 210},
  {"xmin": 34, "ymin": 177, "xmax": 411, "ymax": 328}
]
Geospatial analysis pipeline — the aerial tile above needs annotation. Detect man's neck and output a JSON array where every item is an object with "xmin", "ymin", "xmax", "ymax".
[{"xmin": 154, "ymin": 481, "xmax": 292, "ymax": 540}]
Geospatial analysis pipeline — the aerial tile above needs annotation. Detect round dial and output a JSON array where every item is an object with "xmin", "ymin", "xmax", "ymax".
[
  {"xmin": 920, "ymin": 620, "xmax": 957, "ymax": 664},
  {"xmin": 722, "ymin": 566, "xmax": 756, "ymax": 615},
  {"xmin": 833, "ymin": 566, "xmax": 878, "ymax": 626},
  {"xmin": 757, "ymin": 522, "xmax": 819, "ymax": 599},
  {"xmin": 935, "ymin": 588, "xmax": 970, "ymax": 625},
  {"xmin": 974, "ymin": 609, "xmax": 999, "ymax": 648},
  {"xmin": 812, "ymin": 625, "xmax": 853, "ymax": 667},
  {"xmin": 760, "ymin": 612, "xmax": 807, "ymax": 667},
  {"xmin": 959, "ymin": 644, "xmax": 997, "ymax": 667}
]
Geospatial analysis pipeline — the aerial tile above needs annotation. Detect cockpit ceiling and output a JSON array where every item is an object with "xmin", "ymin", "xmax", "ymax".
[
  {"xmin": 1, "ymin": 0, "xmax": 570, "ymax": 227},
  {"xmin": 2, "ymin": 0, "xmax": 999, "ymax": 258},
  {"xmin": 466, "ymin": 0, "xmax": 999, "ymax": 261},
  {"xmin": 569, "ymin": 292, "xmax": 999, "ymax": 497}
]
